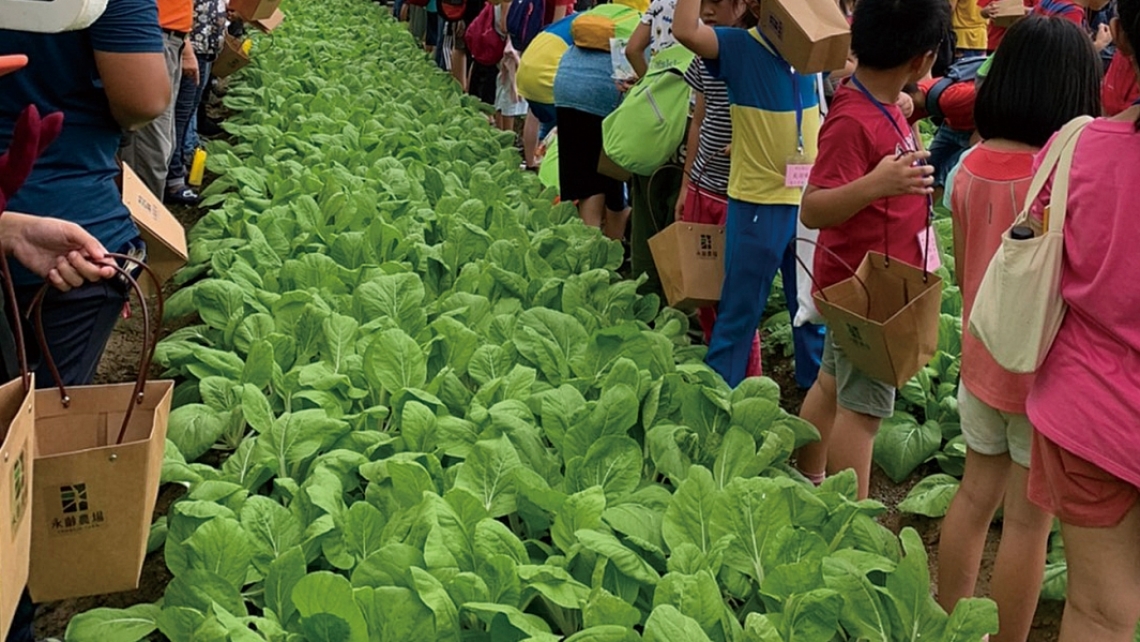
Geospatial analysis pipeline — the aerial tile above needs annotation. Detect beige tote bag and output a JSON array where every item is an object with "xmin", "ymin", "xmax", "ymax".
[{"xmin": 968, "ymin": 116, "xmax": 1093, "ymax": 373}]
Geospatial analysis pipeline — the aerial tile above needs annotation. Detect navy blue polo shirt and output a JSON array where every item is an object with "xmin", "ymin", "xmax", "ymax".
[{"xmin": 0, "ymin": 0, "xmax": 164, "ymax": 284}]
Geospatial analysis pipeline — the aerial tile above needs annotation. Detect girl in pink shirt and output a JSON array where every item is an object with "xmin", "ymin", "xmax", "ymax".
[
  {"xmin": 937, "ymin": 16, "xmax": 1102, "ymax": 642},
  {"xmin": 1022, "ymin": 2, "xmax": 1140, "ymax": 640}
]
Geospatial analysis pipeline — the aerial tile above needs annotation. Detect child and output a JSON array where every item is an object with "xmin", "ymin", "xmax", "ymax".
[
  {"xmin": 1034, "ymin": 0, "xmax": 1114, "ymax": 54},
  {"xmin": 793, "ymin": 0, "xmax": 948, "ymax": 498},
  {"xmin": 953, "ymin": 0, "xmax": 989, "ymax": 56},
  {"xmin": 675, "ymin": 0, "xmax": 761, "ymax": 378},
  {"xmin": 673, "ymin": 0, "xmax": 827, "ymax": 391},
  {"xmin": 936, "ymin": 16, "xmax": 1102, "ymax": 642}
]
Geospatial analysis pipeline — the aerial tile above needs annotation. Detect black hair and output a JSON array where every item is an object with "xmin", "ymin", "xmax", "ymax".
[
  {"xmin": 975, "ymin": 16, "xmax": 1102, "ymax": 147},
  {"xmin": 1119, "ymin": 0, "xmax": 1140, "ymax": 128},
  {"xmin": 850, "ymin": 0, "xmax": 950, "ymax": 70}
]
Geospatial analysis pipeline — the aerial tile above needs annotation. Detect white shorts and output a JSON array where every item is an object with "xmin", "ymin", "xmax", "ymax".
[
  {"xmin": 958, "ymin": 384, "xmax": 1033, "ymax": 467},
  {"xmin": 496, "ymin": 79, "xmax": 528, "ymax": 117}
]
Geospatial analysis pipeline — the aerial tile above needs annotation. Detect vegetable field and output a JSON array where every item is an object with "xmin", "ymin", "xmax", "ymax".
[{"xmin": 62, "ymin": 1, "xmax": 1020, "ymax": 640}]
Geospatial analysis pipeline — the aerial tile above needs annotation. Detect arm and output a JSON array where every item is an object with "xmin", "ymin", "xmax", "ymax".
[
  {"xmin": 677, "ymin": 92, "xmax": 707, "ymax": 221},
  {"xmin": 801, "ymin": 150, "xmax": 934, "ymax": 229},
  {"xmin": 95, "ymin": 51, "xmax": 172, "ymax": 131},
  {"xmin": 550, "ymin": 0, "xmax": 569, "ymax": 23},
  {"xmin": 627, "ymin": 22, "xmax": 651, "ymax": 79},
  {"xmin": 952, "ymin": 212, "xmax": 965, "ymax": 286},
  {"xmin": 181, "ymin": 37, "xmax": 200, "ymax": 85},
  {"xmin": 674, "ymin": 0, "xmax": 718, "ymax": 58}
]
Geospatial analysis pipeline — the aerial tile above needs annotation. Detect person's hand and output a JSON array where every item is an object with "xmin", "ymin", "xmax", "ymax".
[
  {"xmin": 866, "ymin": 150, "xmax": 934, "ymax": 198},
  {"xmin": 896, "ymin": 92, "xmax": 915, "ymax": 120},
  {"xmin": 674, "ymin": 183, "xmax": 688, "ymax": 221},
  {"xmin": 615, "ymin": 76, "xmax": 637, "ymax": 93},
  {"xmin": 0, "ymin": 213, "xmax": 117, "ymax": 291},
  {"xmin": 980, "ymin": 3, "xmax": 998, "ymax": 18},
  {"xmin": 182, "ymin": 42, "xmax": 200, "ymax": 85},
  {"xmin": 1094, "ymin": 23, "xmax": 1113, "ymax": 51},
  {"xmin": 722, "ymin": 143, "xmax": 732, "ymax": 157}
]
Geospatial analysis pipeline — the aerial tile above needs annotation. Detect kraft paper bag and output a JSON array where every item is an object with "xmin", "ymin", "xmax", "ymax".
[
  {"xmin": 757, "ymin": 0, "xmax": 851, "ymax": 74},
  {"xmin": 0, "ymin": 377, "xmax": 33, "ymax": 641},
  {"xmin": 814, "ymin": 252, "xmax": 942, "ymax": 388},
  {"xmin": 28, "ymin": 380, "xmax": 172, "ymax": 602},
  {"xmin": 212, "ymin": 35, "xmax": 251, "ymax": 79},
  {"xmin": 229, "ymin": 0, "xmax": 282, "ymax": 22},
  {"xmin": 649, "ymin": 222, "xmax": 726, "ymax": 310}
]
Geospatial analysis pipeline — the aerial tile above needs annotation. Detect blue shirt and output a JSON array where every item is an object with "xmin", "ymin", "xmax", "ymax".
[
  {"xmin": 0, "ymin": 0, "xmax": 164, "ymax": 283},
  {"xmin": 553, "ymin": 46, "xmax": 621, "ymax": 118}
]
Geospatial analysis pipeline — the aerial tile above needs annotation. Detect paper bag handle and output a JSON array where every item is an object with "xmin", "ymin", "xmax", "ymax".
[
  {"xmin": 0, "ymin": 256, "xmax": 31, "ymax": 393},
  {"xmin": 793, "ymin": 237, "xmax": 872, "ymax": 318},
  {"xmin": 29, "ymin": 254, "xmax": 164, "ymax": 445}
]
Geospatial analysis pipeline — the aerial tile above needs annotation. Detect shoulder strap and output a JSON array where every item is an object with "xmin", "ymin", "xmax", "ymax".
[{"xmin": 1017, "ymin": 116, "xmax": 1093, "ymax": 232}]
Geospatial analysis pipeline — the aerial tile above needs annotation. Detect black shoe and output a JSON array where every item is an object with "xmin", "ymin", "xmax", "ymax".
[{"xmin": 165, "ymin": 186, "xmax": 200, "ymax": 205}]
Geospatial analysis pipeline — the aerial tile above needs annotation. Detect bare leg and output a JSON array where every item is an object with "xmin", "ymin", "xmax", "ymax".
[
  {"xmin": 1058, "ymin": 504, "xmax": 1140, "ymax": 642},
  {"xmin": 937, "ymin": 449, "xmax": 1010, "ymax": 614},
  {"xmin": 825, "ymin": 405, "xmax": 883, "ymax": 499},
  {"xmin": 501, "ymin": 115, "xmax": 516, "ymax": 133},
  {"xmin": 989, "ymin": 465, "xmax": 1052, "ymax": 642},
  {"xmin": 451, "ymin": 50, "xmax": 468, "ymax": 90},
  {"xmin": 523, "ymin": 111, "xmax": 540, "ymax": 168},
  {"xmin": 795, "ymin": 372, "xmax": 837, "ymax": 479},
  {"xmin": 603, "ymin": 206, "xmax": 630, "ymax": 241},
  {"xmin": 578, "ymin": 194, "xmax": 606, "ymax": 230}
]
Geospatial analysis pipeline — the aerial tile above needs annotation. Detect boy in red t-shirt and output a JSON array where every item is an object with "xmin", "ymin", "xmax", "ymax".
[{"xmin": 793, "ymin": 0, "xmax": 947, "ymax": 499}]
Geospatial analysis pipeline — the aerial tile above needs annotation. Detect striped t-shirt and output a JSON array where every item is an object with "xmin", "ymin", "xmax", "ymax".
[
  {"xmin": 1033, "ymin": 0, "xmax": 1086, "ymax": 27},
  {"xmin": 684, "ymin": 58, "xmax": 732, "ymax": 196}
]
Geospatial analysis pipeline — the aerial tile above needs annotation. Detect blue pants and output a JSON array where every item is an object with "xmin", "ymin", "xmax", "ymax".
[
  {"xmin": 705, "ymin": 200, "xmax": 825, "ymax": 389},
  {"xmin": 168, "ymin": 53, "xmax": 212, "ymax": 190},
  {"xmin": 928, "ymin": 125, "xmax": 973, "ymax": 188}
]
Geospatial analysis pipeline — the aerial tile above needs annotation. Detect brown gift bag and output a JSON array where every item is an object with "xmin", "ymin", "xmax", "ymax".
[
  {"xmin": 212, "ymin": 35, "xmax": 251, "ymax": 79},
  {"xmin": 0, "ymin": 260, "xmax": 34, "ymax": 640},
  {"xmin": 26, "ymin": 257, "xmax": 174, "ymax": 602},
  {"xmin": 811, "ymin": 251, "xmax": 942, "ymax": 388},
  {"xmin": 229, "ymin": 0, "xmax": 282, "ymax": 22},
  {"xmin": 649, "ymin": 222, "xmax": 726, "ymax": 310}
]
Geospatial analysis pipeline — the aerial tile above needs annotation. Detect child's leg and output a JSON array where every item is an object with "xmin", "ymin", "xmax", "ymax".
[
  {"xmin": 937, "ymin": 448, "xmax": 1010, "ymax": 615},
  {"xmin": 705, "ymin": 202, "xmax": 797, "ymax": 388},
  {"xmin": 990, "ymin": 464, "xmax": 1051, "ymax": 642},
  {"xmin": 779, "ymin": 239, "xmax": 825, "ymax": 390},
  {"xmin": 523, "ymin": 111, "xmax": 540, "ymax": 168},
  {"xmin": 818, "ymin": 337, "xmax": 895, "ymax": 498},
  {"xmin": 796, "ymin": 367, "xmax": 838, "ymax": 481}
]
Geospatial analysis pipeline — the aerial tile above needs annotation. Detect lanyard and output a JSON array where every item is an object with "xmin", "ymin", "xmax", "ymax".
[
  {"xmin": 753, "ymin": 28, "xmax": 806, "ymax": 153},
  {"xmin": 849, "ymin": 74, "xmax": 912, "ymax": 151}
]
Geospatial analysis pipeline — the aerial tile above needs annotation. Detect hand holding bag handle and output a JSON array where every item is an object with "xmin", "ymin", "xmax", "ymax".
[{"xmin": 27, "ymin": 255, "xmax": 164, "ymax": 445}]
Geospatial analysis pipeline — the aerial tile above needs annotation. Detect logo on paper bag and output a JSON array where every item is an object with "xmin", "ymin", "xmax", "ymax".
[
  {"xmin": 10, "ymin": 450, "xmax": 26, "ymax": 533},
  {"xmin": 767, "ymin": 14, "xmax": 783, "ymax": 40},
  {"xmin": 698, "ymin": 234, "xmax": 718, "ymax": 259},
  {"xmin": 52, "ymin": 483, "xmax": 106, "ymax": 533},
  {"xmin": 845, "ymin": 323, "xmax": 870, "ymax": 350}
]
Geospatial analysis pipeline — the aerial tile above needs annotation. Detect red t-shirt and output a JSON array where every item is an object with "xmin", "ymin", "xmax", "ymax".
[
  {"xmin": 544, "ymin": 0, "xmax": 575, "ymax": 25},
  {"xmin": 1032, "ymin": 0, "xmax": 1085, "ymax": 27},
  {"xmin": 809, "ymin": 83, "xmax": 928, "ymax": 291},
  {"xmin": 1103, "ymin": 50, "xmax": 1140, "ymax": 116},
  {"xmin": 916, "ymin": 77, "xmax": 976, "ymax": 131}
]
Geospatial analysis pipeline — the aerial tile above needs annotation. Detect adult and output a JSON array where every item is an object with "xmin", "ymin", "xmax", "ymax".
[
  {"xmin": 120, "ymin": 0, "xmax": 196, "ymax": 197},
  {"xmin": 166, "ymin": 0, "xmax": 227, "ymax": 204},
  {"xmin": 1022, "ymin": 1, "xmax": 1140, "ymax": 639}
]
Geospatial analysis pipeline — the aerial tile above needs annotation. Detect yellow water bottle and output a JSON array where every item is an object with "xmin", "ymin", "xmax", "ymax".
[{"xmin": 188, "ymin": 148, "xmax": 207, "ymax": 187}]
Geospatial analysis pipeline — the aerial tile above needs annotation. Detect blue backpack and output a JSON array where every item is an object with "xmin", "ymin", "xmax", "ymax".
[{"xmin": 507, "ymin": 0, "xmax": 546, "ymax": 52}]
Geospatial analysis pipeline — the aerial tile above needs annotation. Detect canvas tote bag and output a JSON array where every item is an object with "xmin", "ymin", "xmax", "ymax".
[
  {"xmin": 806, "ymin": 232, "xmax": 943, "ymax": 389},
  {"xmin": 0, "ymin": 259, "xmax": 34, "ymax": 641},
  {"xmin": 27, "ymin": 257, "xmax": 173, "ymax": 602},
  {"xmin": 968, "ymin": 116, "xmax": 1092, "ymax": 373}
]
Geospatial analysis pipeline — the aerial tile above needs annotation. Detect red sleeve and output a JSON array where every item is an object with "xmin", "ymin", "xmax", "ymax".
[
  {"xmin": 976, "ymin": 0, "xmax": 994, "ymax": 6},
  {"xmin": 809, "ymin": 113, "xmax": 874, "ymax": 190},
  {"xmin": 938, "ymin": 81, "xmax": 977, "ymax": 129}
]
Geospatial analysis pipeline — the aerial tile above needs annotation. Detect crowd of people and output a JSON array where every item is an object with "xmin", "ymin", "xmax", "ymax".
[
  {"xmin": 389, "ymin": 0, "xmax": 1140, "ymax": 640},
  {"xmin": 1, "ymin": 0, "xmax": 1140, "ymax": 640}
]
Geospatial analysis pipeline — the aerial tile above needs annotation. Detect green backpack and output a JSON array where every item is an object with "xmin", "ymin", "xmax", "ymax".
[{"xmin": 602, "ymin": 45, "xmax": 696, "ymax": 176}]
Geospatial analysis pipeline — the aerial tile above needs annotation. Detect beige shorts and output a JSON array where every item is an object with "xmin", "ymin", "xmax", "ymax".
[
  {"xmin": 958, "ymin": 384, "xmax": 1032, "ymax": 467},
  {"xmin": 820, "ymin": 329, "xmax": 896, "ymax": 418}
]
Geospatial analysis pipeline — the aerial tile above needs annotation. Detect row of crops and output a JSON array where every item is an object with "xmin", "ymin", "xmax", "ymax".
[{"xmin": 65, "ymin": 1, "xmax": 1004, "ymax": 640}]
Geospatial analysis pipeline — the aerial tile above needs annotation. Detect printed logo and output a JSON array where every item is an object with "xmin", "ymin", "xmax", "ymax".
[
  {"xmin": 767, "ymin": 14, "xmax": 783, "ymax": 40},
  {"xmin": 52, "ymin": 483, "xmax": 105, "ymax": 533},
  {"xmin": 697, "ymin": 234, "xmax": 719, "ymax": 259},
  {"xmin": 845, "ymin": 324, "xmax": 870, "ymax": 350},
  {"xmin": 10, "ymin": 450, "xmax": 26, "ymax": 533}
]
